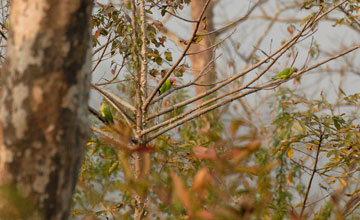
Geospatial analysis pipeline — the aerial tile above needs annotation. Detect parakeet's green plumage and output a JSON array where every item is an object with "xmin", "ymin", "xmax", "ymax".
[
  {"xmin": 101, "ymin": 102, "xmax": 114, "ymax": 124},
  {"xmin": 272, "ymin": 67, "xmax": 297, "ymax": 80},
  {"xmin": 158, "ymin": 77, "xmax": 175, "ymax": 95}
]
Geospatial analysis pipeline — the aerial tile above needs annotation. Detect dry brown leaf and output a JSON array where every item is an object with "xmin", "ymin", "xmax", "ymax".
[{"xmin": 171, "ymin": 171, "xmax": 193, "ymax": 216}]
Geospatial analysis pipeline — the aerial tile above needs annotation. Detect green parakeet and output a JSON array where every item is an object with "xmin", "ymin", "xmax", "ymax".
[
  {"xmin": 272, "ymin": 67, "xmax": 298, "ymax": 80},
  {"xmin": 101, "ymin": 102, "xmax": 114, "ymax": 124},
  {"xmin": 158, "ymin": 77, "xmax": 176, "ymax": 95}
]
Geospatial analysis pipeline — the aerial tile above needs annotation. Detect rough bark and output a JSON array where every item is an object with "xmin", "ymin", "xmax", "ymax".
[
  {"xmin": 0, "ymin": 0, "xmax": 93, "ymax": 219},
  {"xmin": 189, "ymin": 0, "xmax": 215, "ymax": 104}
]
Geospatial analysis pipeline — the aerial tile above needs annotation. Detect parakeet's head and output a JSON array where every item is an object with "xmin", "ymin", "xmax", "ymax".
[
  {"xmin": 170, "ymin": 77, "xmax": 176, "ymax": 84},
  {"xmin": 293, "ymin": 67, "xmax": 298, "ymax": 72}
]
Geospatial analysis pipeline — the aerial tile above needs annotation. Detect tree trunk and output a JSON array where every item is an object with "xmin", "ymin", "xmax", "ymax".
[
  {"xmin": 0, "ymin": 0, "xmax": 93, "ymax": 219},
  {"xmin": 189, "ymin": 0, "xmax": 215, "ymax": 104}
]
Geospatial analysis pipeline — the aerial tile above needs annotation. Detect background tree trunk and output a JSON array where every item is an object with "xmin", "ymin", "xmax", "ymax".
[
  {"xmin": 0, "ymin": 0, "xmax": 93, "ymax": 219},
  {"xmin": 190, "ymin": 0, "xmax": 215, "ymax": 104}
]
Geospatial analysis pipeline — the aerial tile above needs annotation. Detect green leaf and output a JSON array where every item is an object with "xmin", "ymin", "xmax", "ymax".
[
  {"xmin": 147, "ymin": 52, "xmax": 160, "ymax": 58},
  {"xmin": 161, "ymin": 8, "xmax": 166, "ymax": 16},
  {"xmin": 345, "ymin": 133, "xmax": 354, "ymax": 146},
  {"xmin": 165, "ymin": 51, "xmax": 173, "ymax": 61},
  {"xmin": 155, "ymin": 57, "xmax": 163, "ymax": 65},
  {"xmin": 339, "ymin": 87, "xmax": 346, "ymax": 96},
  {"xmin": 108, "ymin": 161, "xmax": 119, "ymax": 174},
  {"xmin": 300, "ymin": 14, "xmax": 313, "ymax": 27},
  {"xmin": 193, "ymin": 35, "xmax": 204, "ymax": 44},
  {"xmin": 332, "ymin": 18, "xmax": 344, "ymax": 27}
]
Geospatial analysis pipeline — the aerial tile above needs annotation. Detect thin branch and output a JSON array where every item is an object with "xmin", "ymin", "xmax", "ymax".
[
  {"xmin": 343, "ymin": 195, "xmax": 360, "ymax": 218},
  {"xmin": 300, "ymin": 129, "xmax": 324, "ymax": 219},
  {"xmin": 293, "ymin": 45, "xmax": 360, "ymax": 78},
  {"xmin": 149, "ymin": 0, "xmax": 197, "ymax": 23},
  {"xmin": 158, "ymin": 8, "xmax": 197, "ymax": 23},
  {"xmin": 312, "ymin": 0, "xmax": 347, "ymax": 24},
  {"xmin": 200, "ymin": 0, "xmax": 264, "ymax": 36},
  {"xmin": 148, "ymin": 18, "xmax": 186, "ymax": 51},
  {"xmin": 339, "ymin": 5, "xmax": 360, "ymax": 29},
  {"xmin": 0, "ymin": 29, "xmax": 6, "ymax": 40},
  {"xmin": 145, "ymin": 88, "xmax": 259, "ymax": 142},
  {"xmin": 142, "ymin": 0, "xmax": 212, "ymax": 111},
  {"xmin": 185, "ymin": 29, "xmax": 235, "ymax": 56},
  {"xmin": 92, "ymin": 34, "xmax": 119, "ymax": 55},
  {"xmin": 246, "ymin": 8, "xmax": 282, "ymax": 63},
  {"xmin": 91, "ymin": 84, "xmax": 136, "ymax": 113},
  {"xmin": 95, "ymin": 79, "xmax": 132, "ymax": 86},
  {"xmin": 94, "ymin": 58, "xmax": 127, "ymax": 86},
  {"xmin": 92, "ymin": 32, "xmax": 112, "ymax": 72},
  {"xmin": 90, "ymin": 126, "xmax": 133, "ymax": 151},
  {"xmin": 88, "ymin": 106, "xmax": 107, "ymax": 124}
]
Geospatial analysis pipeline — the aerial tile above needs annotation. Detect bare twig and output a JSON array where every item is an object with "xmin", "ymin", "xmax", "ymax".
[
  {"xmin": 293, "ymin": 45, "xmax": 360, "ymax": 77},
  {"xmin": 92, "ymin": 34, "xmax": 118, "ymax": 55},
  {"xmin": 155, "ymin": 6, "xmax": 197, "ymax": 23},
  {"xmin": 0, "ymin": 29, "xmax": 6, "ymax": 40},
  {"xmin": 300, "ymin": 128, "xmax": 324, "ymax": 219},
  {"xmin": 186, "ymin": 29, "xmax": 235, "ymax": 56},
  {"xmin": 92, "ymin": 32, "xmax": 112, "ymax": 72},
  {"xmin": 94, "ymin": 58, "xmax": 127, "ymax": 86},
  {"xmin": 200, "ymin": 0, "xmax": 264, "ymax": 36},
  {"xmin": 148, "ymin": 18, "xmax": 186, "ymax": 50}
]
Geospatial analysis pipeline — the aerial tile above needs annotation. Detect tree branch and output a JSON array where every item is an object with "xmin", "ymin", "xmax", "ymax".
[
  {"xmin": 90, "ymin": 126, "xmax": 133, "ymax": 151},
  {"xmin": 92, "ymin": 31, "xmax": 112, "ymax": 72},
  {"xmin": 140, "ymin": 0, "xmax": 148, "ymax": 111},
  {"xmin": 91, "ymin": 84, "xmax": 136, "ymax": 113},
  {"xmin": 131, "ymin": 0, "xmax": 143, "ymax": 137}
]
